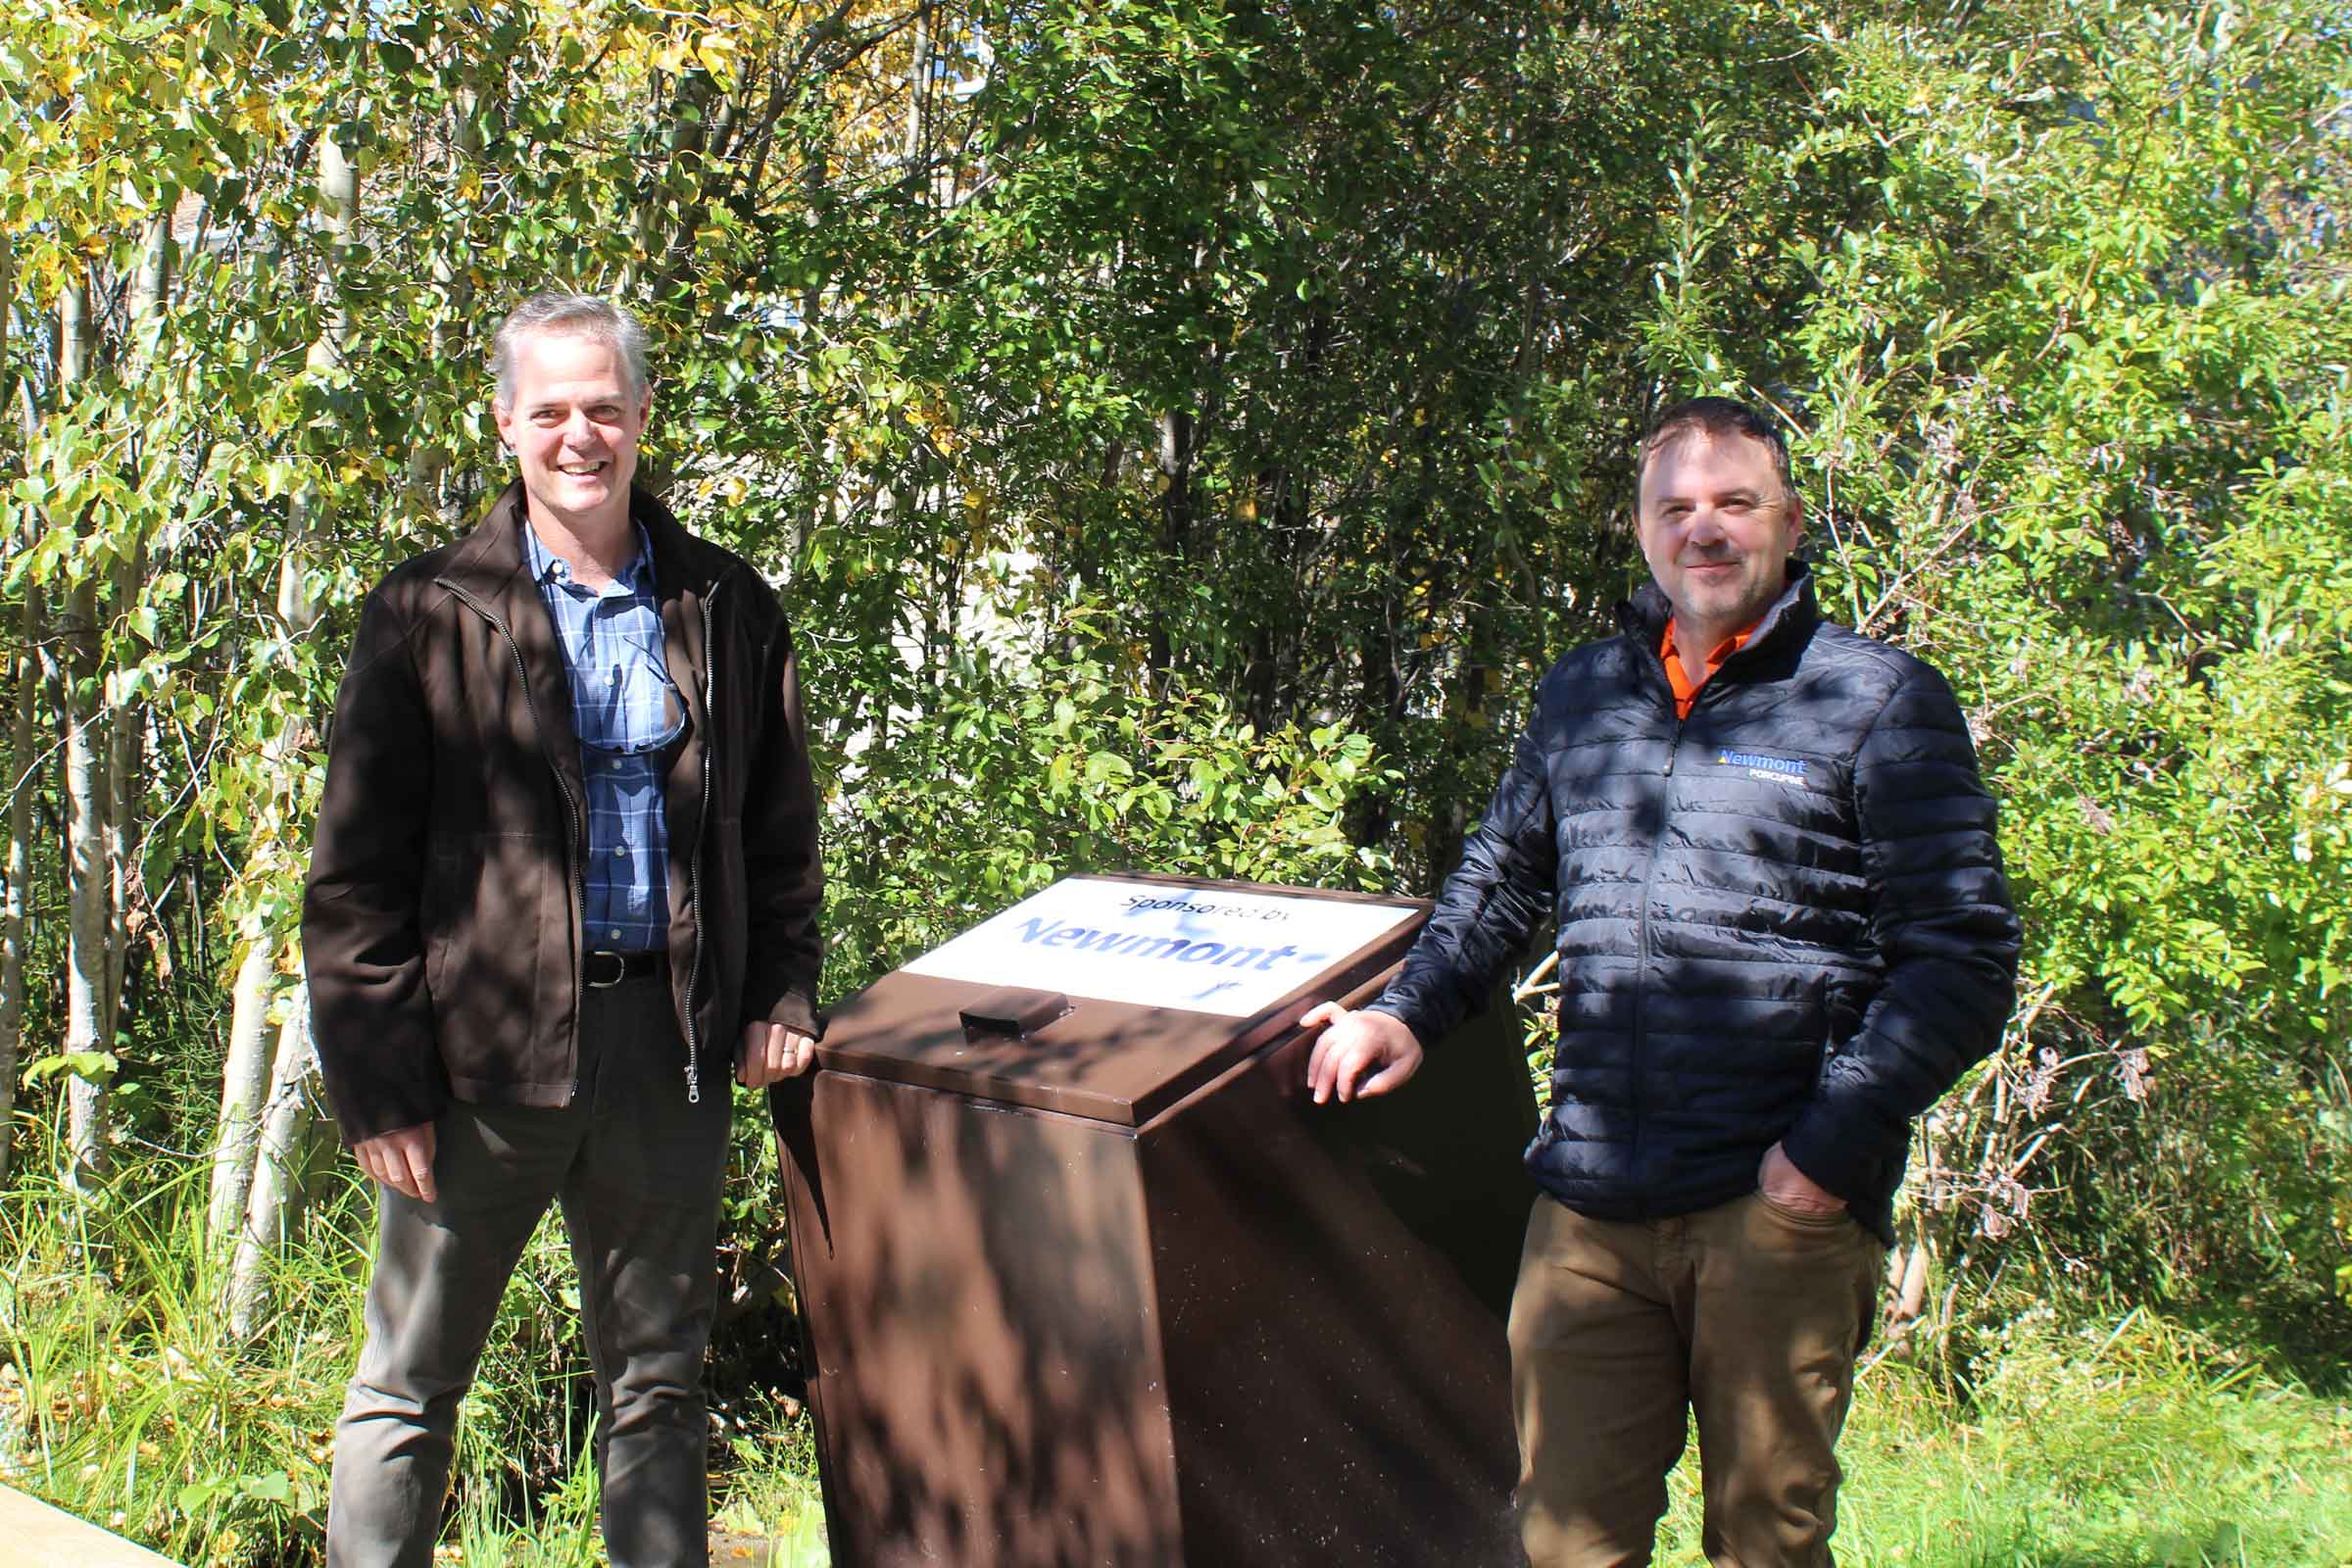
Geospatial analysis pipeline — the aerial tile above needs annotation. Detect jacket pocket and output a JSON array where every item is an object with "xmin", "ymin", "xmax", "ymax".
[
  {"xmin": 423, "ymin": 830, "xmax": 564, "ymax": 1090},
  {"xmin": 420, "ymin": 837, "xmax": 463, "ymax": 1000}
]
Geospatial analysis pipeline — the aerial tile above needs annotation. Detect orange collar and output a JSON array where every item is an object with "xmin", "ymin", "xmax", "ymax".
[{"xmin": 1661, "ymin": 617, "xmax": 1760, "ymax": 718}]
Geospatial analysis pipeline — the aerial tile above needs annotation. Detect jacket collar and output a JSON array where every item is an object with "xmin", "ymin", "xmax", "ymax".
[
  {"xmin": 430, "ymin": 479, "xmax": 736, "ymax": 858},
  {"xmin": 437, "ymin": 479, "xmax": 733, "ymax": 610},
  {"xmin": 1618, "ymin": 556, "xmax": 1820, "ymax": 662}
]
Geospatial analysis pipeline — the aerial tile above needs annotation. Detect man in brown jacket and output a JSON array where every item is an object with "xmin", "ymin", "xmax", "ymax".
[{"xmin": 303, "ymin": 292, "xmax": 824, "ymax": 1567}]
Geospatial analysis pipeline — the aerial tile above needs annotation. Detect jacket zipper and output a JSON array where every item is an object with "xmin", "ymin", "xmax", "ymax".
[
  {"xmin": 436, "ymin": 579, "xmax": 590, "ymax": 1103},
  {"xmin": 1633, "ymin": 656, "xmax": 1740, "ymax": 1211},
  {"xmin": 681, "ymin": 570, "xmax": 733, "ymax": 1105},
  {"xmin": 1631, "ymin": 707, "xmax": 1682, "ymax": 1215}
]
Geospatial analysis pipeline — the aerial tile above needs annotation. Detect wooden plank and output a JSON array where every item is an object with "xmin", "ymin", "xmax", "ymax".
[{"xmin": 0, "ymin": 1486, "xmax": 182, "ymax": 1567}]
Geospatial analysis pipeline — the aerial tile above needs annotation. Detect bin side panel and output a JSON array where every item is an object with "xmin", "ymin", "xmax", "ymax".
[
  {"xmin": 779, "ymin": 1069, "xmax": 1184, "ymax": 1568},
  {"xmin": 1138, "ymin": 1039, "xmax": 1526, "ymax": 1567},
  {"xmin": 1300, "ymin": 986, "xmax": 1545, "ymax": 1322}
]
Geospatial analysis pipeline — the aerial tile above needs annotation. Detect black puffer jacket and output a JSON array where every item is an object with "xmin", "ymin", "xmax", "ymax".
[{"xmin": 1371, "ymin": 563, "xmax": 2020, "ymax": 1244}]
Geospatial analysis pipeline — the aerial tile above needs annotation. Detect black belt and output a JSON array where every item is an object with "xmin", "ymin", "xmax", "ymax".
[{"xmin": 585, "ymin": 950, "xmax": 667, "ymax": 989}]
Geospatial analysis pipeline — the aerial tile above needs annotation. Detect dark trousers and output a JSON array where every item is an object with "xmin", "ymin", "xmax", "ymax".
[
  {"xmin": 1508, "ymin": 1192, "xmax": 1887, "ymax": 1567},
  {"xmin": 325, "ymin": 976, "xmax": 731, "ymax": 1568}
]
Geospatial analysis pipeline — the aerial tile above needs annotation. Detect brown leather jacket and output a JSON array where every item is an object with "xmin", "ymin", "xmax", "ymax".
[{"xmin": 303, "ymin": 483, "xmax": 824, "ymax": 1143}]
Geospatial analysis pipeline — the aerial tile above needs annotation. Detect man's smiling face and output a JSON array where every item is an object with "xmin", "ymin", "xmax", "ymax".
[
  {"xmin": 1636, "ymin": 427, "xmax": 1804, "ymax": 648},
  {"xmin": 491, "ymin": 328, "xmax": 649, "ymax": 533}
]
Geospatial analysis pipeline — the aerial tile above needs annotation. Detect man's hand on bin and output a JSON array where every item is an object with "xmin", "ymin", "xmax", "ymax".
[
  {"xmin": 738, "ymin": 1021, "xmax": 819, "ymax": 1088},
  {"xmin": 1302, "ymin": 1003, "xmax": 1425, "ymax": 1103}
]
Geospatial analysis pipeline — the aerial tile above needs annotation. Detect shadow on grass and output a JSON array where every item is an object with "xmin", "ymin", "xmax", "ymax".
[{"xmin": 1927, "ymin": 1521, "xmax": 2260, "ymax": 1568}]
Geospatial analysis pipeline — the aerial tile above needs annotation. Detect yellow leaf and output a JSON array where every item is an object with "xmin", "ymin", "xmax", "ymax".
[{"xmin": 696, "ymin": 30, "xmax": 740, "ymax": 77}]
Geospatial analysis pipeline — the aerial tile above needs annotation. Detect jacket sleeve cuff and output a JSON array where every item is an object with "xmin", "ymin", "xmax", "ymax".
[
  {"xmin": 1362, "ymin": 997, "xmax": 1442, "ymax": 1052},
  {"xmin": 325, "ymin": 1076, "xmax": 449, "ymax": 1149},
  {"xmin": 753, "ymin": 989, "xmax": 825, "ymax": 1041},
  {"xmin": 1776, "ymin": 1108, "xmax": 1882, "ymax": 1208}
]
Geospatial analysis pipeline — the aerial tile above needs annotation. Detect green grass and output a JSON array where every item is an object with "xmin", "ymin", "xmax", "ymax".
[
  {"xmin": 0, "ymin": 1154, "xmax": 356, "ymax": 1566},
  {"xmin": 1656, "ymin": 1310, "xmax": 2352, "ymax": 1567},
  {"xmin": 0, "ymin": 1140, "xmax": 830, "ymax": 1568},
  {"xmin": 2, "ymin": 1143, "xmax": 2344, "ymax": 1566}
]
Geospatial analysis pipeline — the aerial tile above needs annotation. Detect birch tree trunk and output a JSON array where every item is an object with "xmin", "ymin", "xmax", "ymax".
[
  {"xmin": 228, "ymin": 982, "xmax": 318, "ymax": 1340},
  {"xmin": 218, "ymin": 129, "xmax": 356, "ymax": 1232},
  {"xmin": 904, "ymin": 9, "xmax": 931, "ymax": 168},
  {"xmin": 57, "ymin": 267, "xmax": 116, "ymax": 1191},
  {"xmin": 104, "ymin": 214, "xmax": 171, "ymax": 1032},
  {"xmin": 404, "ymin": 87, "xmax": 479, "ymax": 523},
  {"xmin": 1149, "ymin": 407, "xmax": 1196, "ymax": 683},
  {"xmin": 63, "ymin": 612, "xmax": 113, "ymax": 1189},
  {"xmin": 0, "ymin": 587, "xmax": 35, "ymax": 1190},
  {"xmin": 0, "ymin": 225, "xmax": 26, "ymax": 1186},
  {"xmin": 208, "ymin": 940, "xmax": 277, "ymax": 1246},
  {"xmin": 277, "ymin": 130, "xmax": 355, "ymax": 633},
  {"xmin": 213, "ymin": 130, "xmax": 358, "ymax": 1298}
]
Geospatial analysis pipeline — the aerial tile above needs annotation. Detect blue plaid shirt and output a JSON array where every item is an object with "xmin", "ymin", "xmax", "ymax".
[{"xmin": 523, "ymin": 521, "xmax": 682, "ymax": 953}]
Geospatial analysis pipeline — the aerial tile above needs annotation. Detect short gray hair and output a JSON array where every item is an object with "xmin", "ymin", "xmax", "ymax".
[{"xmin": 491, "ymin": 292, "xmax": 652, "ymax": 407}]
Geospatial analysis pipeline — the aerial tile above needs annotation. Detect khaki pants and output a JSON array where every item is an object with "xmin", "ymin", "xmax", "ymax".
[
  {"xmin": 326, "ymin": 975, "xmax": 731, "ymax": 1568},
  {"xmin": 1508, "ymin": 1192, "xmax": 1886, "ymax": 1567}
]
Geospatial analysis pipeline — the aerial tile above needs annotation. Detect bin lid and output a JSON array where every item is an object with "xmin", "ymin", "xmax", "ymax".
[{"xmin": 814, "ymin": 875, "xmax": 1428, "ymax": 1126}]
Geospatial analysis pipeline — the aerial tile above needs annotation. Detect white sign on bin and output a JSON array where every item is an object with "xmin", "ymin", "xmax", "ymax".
[{"xmin": 903, "ymin": 877, "xmax": 1419, "ymax": 1017}]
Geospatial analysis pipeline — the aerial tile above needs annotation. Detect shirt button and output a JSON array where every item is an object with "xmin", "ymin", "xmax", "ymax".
[
  {"xmin": 612, "ymin": 846, "xmax": 627, "ymax": 858},
  {"xmin": 609, "ymin": 668, "xmax": 620, "ymax": 686},
  {"xmin": 608, "ymin": 928, "xmax": 621, "ymax": 941}
]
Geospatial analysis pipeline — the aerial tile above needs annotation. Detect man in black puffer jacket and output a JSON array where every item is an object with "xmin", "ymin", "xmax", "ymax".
[{"xmin": 1304, "ymin": 398, "xmax": 2020, "ymax": 1566}]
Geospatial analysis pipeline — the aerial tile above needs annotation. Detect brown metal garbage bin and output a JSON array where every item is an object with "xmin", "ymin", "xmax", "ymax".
[{"xmin": 771, "ymin": 873, "xmax": 1537, "ymax": 1567}]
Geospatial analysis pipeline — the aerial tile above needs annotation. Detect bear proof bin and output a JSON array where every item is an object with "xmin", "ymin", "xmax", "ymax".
[{"xmin": 772, "ymin": 873, "xmax": 1537, "ymax": 1567}]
